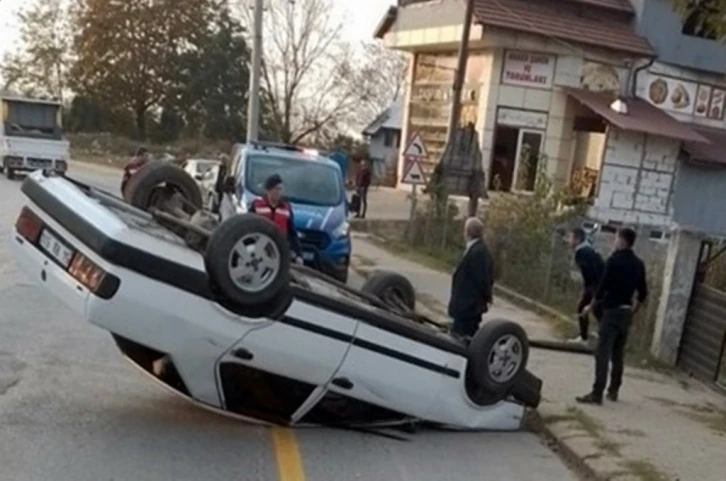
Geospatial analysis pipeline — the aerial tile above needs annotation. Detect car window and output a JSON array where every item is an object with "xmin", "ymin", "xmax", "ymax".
[
  {"xmin": 218, "ymin": 362, "xmax": 315, "ymax": 424},
  {"xmin": 244, "ymin": 154, "xmax": 343, "ymax": 206}
]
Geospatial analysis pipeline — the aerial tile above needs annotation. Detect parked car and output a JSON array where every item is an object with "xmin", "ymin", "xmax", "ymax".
[
  {"xmin": 11, "ymin": 167, "xmax": 541, "ymax": 431},
  {"xmin": 181, "ymin": 158, "xmax": 222, "ymax": 210},
  {"xmin": 229, "ymin": 141, "xmax": 351, "ymax": 283}
]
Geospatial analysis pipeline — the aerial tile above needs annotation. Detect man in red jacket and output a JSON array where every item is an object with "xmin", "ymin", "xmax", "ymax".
[
  {"xmin": 354, "ymin": 160, "xmax": 372, "ymax": 219},
  {"xmin": 248, "ymin": 174, "xmax": 304, "ymax": 264},
  {"xmin": 121, "ymin": 146, "xmax": 149, "ymax": 195}
]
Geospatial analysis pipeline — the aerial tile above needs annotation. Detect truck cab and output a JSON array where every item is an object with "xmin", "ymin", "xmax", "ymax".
[
  {"xmin": 0, "ymin": 95, "xmax": 69, "ymax": 179},
  {"xmin": 229, "ymin": 142, "xmax": 351, "ymax": 283}
]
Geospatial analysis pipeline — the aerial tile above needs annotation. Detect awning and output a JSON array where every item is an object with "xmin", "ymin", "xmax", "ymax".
[
  {"xmin": 683, "ymin": 126, "xmax": 726, "ymax": 165},
  {"xmin": 562, "ymin": 87, "xmax": 708, "ymax": 143}
]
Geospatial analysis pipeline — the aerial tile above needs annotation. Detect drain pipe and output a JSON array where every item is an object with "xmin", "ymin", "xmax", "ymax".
[{"xmin": 630, "ymin": 56, "xmax": 657, "ymax": 98}]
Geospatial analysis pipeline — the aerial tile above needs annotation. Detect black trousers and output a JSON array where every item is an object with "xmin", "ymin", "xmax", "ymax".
[
  {"xmin": 593, "ymin": 307, "xmax": 632, "ymax": 396},
  {"xmin": 577, "ymin": 288, "xmax": 602, "ymax": 339},
  {"xmin": 357, "ymin": 187, "xmax": 369, "ymax": 218},
  {"xmin": 452, "ymin": 315, "xmax": 482, "ymax": 338}
]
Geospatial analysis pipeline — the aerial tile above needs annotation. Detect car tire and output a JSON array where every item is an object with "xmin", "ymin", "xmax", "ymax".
[
  {"xmin": 509, "ymin": 369, "xmax": 542, "ymax": 408},
  {"xmin": 205, "ymin": 214, "xmax": 291, "ymax": 306},
  {"xmin": 124, "ymin": 160, "xmax": 203, "ymax": 213},
  {"xmin": 468, "ymin": 319, "xmax": 529, "ymax": 395},
  {"xmin": 360, "ymin": 270, "xmax": 416, "ymax": 311}
]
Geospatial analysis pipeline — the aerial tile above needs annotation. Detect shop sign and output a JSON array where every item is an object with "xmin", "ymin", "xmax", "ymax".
[
  {"xmin": 502, "ymin": 50, "xmax": 555, "ymax": 89},
  {"xmin": 497, "ymin": 108, "xmax": 548, "ymax": 130}
]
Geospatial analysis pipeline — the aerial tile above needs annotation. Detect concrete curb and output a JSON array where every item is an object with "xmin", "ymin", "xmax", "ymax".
[
  {"xmin": 528, "ymin": 409, "xmax": 629, "ymax": 481},
  {"xmin": 69, "ymin": 159, "xmax": 122, "ymax": 174}
]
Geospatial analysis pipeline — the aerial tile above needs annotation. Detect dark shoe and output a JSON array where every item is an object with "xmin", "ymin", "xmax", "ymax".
[
  {"xmin": 606, "ymin": 391, "xmax": 618, "ymax": 402},
  {"xmin": 575, "ymin": 392, "xmax": 603, "ymax": 405}
]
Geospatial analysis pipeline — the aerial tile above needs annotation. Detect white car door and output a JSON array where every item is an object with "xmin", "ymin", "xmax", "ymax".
[
  {"xmin": 216, "ymin": 299, "xmax": 358, "ymax": 423},
  {"xmin": 325, "ymin": 320, "xmax": 459, "ymax": 421}
]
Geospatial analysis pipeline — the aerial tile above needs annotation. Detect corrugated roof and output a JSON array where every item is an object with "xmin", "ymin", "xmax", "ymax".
[
  {"xmin": 362, "ymin": 97, "xmax": 403, "ymax": 136},
  {"xmin": 563, "ymin": 87, "xmax": 707, "ymax": 142},
  {"xmin": 683, "ymin": 126, "xmax": 726, "ymax": 165},
  {"xmin": 473, "ymin": 0, "xmax": 654, "ymax": 56}
]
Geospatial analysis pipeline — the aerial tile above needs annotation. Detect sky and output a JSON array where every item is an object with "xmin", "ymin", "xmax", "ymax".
[{"xmin": 0, "ymin": 0, "xmax": 395, "ymax": 63}]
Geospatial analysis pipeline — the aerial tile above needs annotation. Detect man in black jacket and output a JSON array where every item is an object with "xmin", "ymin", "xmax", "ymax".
[
  {"xmin": 577, "ymin": 227, "xmax": 648, "ymax": 405},
  {"xmin": 568, "ymin": 228, "xmax": 605, "ymax": 344},
  {"xmin": 448, "ymin": 217, "xmax": 495, "ymax": 339}
]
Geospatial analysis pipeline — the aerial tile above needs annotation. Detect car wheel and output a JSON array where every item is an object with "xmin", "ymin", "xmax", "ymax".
[
  {"xmin": 468, "ymin": 319, "xmax": 529, "ymax": 395},
  {"xmin": 218, "ymin": 286, "xmax": 294, "ymax": 319},
  {"xmin": 360, "ymin": 270, "xmax": 416, "ymax": 311},
  {"xmin": 124, "ymin": 161, "xmax": 203, "ymax": 214},
  {"xmin": 205, "ymin": 214, "xmax": 291, "ymax": 306}
]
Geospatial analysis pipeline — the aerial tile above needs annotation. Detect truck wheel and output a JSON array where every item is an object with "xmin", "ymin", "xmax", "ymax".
[
  {"xmin": 205, "ymin": 214, "xmax": 291, "ymax": 306},
  {"xmin": 360, "ymin": 270, "xmax": 416, "ymax": 311},
  {"xmin": 468, "ymin": 319, "xmax": 529, "ymax": 395},
  {"xmin": 124, "ymin": 161, "xmax": 203, "ymax": 214}
]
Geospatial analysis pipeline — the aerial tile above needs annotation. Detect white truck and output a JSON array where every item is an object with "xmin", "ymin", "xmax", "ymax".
[{"xmin": 1, "ymin": 94, "xmax": 70, "ymax": 180}]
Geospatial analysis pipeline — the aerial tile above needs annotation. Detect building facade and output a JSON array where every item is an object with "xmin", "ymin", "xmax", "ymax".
[
  {"xmin": 375, "ymin": 0, "xmax": 726, "ymax": 234},
  {"xmin": 362, "ymin": 99, "xmax": 403, "ymax": 186}
]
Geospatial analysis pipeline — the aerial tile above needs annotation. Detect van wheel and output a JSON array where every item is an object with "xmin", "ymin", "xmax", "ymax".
[
  {"xmin": 360, "ymin": 270, "xmax": 416, "ymax": 311},
  {"xmin": 124, "ymin": 161, "xmax": 203, "ymax": 214},
  {"xmin": 468, "ymin": 319, "xmax": 529, "ymax": 395},
  {"xmin": 205, "ymin": 214, "xmax": 290, "ymax": 306}
]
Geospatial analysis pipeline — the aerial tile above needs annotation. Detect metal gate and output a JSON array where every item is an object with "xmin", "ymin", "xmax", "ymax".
[{"xmin": 678, "ymin": 241, "xmax": 726, "ymax": 387}]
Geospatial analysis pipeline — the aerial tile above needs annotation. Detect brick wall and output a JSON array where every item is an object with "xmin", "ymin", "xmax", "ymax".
[{"xmin": 591, "ymin": 128, "xmax": 679, "ymax": 228}]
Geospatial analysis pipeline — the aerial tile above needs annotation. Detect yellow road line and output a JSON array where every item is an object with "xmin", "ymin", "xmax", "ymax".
[{"xmin": 272, "ymin": 427, "xmax": 306, "ymax": 481}]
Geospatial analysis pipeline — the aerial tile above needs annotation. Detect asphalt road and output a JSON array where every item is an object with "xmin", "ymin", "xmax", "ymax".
[{"xmin": 0, "ymin": 162, "xmax": 579, "ymax": 481}]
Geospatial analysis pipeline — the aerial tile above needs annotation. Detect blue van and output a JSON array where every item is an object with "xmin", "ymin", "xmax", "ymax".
[{"xmin": 228, "ymin": 142, "xmax": 351, "ymax": 283}]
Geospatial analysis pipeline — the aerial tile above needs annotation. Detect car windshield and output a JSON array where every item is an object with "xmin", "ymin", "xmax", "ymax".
[{"xmin": 245, "ymin": 154, "xmax": 343, "ymax": 206}]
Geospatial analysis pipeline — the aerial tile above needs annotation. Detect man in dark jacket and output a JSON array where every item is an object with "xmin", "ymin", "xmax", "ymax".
[
  {"xmin": 248, "ymin": 174, "xmax": 304, "ymax": 264},
  {"xmin": 354, "ymin": 160, "xmax": 372, "ymax": 219},
  {"xmin": 448, "ymin": 217, "xmax": 495, "ymax": 339},
  {"xmin": 567, "ymin": 227, "xmax": 605, "ymax": 344},
  {"xmin": 577, "ymin": 227, "xmax": 648, "ymax": 405}
]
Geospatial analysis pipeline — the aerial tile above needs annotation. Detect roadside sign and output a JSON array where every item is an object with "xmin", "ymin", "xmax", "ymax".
[
  {"xmin": 401, "ymin": 156, "xmax": 426, "ymax": 185},
  {"xmin": 403, "ymin": 132, "xmax": 428, "ymax": 158}
]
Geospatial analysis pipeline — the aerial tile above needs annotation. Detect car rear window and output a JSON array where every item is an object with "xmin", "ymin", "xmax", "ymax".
[{"xmin": 245, "ymin": 154, "xmax": 343, "ymax": 206}]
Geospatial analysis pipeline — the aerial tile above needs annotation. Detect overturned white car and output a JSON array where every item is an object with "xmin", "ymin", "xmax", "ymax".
[{"xmin": 11, "ymin": 164, "xmax": 542, "ymax": 432}]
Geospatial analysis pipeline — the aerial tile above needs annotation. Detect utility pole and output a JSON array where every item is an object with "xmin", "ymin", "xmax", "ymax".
[
  {"xmin": 444, "ymin": 0, "xmax": 475, "ymax": 145},
  {"xmin": 246, "ymin": 0, "xmax": 264, "ymax": 142}
]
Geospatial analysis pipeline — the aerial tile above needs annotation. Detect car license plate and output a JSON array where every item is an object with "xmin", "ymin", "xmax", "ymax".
[
  {"xmin": 302, "ymin": 251, "xmax": 315, "ymax": 261},
  {"xmin": 39, "ymin": 229, "xmax": 74, "ymax": 268}
]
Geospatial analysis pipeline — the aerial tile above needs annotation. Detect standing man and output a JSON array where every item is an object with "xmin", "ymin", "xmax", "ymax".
[
  {"xmin": 577, "ymin": 227, "xmax": 648, "ymax": 405},
  {"xmin": 448, "ymin": 217, "xmax": 495, "ymax": 340},
  {"xmin": 121, "ymin": 146, "xmax": 150, "ymax": 195},
  {"xmin": 567, "ymin": 227, "xmax": 605, "ymax": 344},
  {"xmin": 249, "ymin": 174, "xmax": 304, "ymax": 264},
  {"xmin": 354, "ymin": 160, "xmax": 372, "ymax": 219}
]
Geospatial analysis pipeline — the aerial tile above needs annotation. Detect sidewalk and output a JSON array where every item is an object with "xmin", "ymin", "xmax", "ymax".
[{"xmin": 351, "ymin": 232, "xmax": 726, "ymax": 481}]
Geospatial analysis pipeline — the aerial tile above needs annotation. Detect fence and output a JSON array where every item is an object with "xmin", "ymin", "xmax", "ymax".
[{"xmin": 386, "ymin": 162, "xmax": 668, "ymax": 358}]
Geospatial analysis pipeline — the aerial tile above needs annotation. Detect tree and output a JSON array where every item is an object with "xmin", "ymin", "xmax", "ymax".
[
  {"xmin": 355, "ymin": 42, "xmax": 408, "ymax": 127},
  {"xmin": 238, "ymin": 0, "xmax": 378, "ymax": 144},
  {"xmin": 172, "ymin": 6, "xmax": 252, "ymax": 141},
  {"xmin": 673, "ymin": 0, "xmax": 726, "ymax": 39},
  {"xmin": 1, "ymin": 0, "xmax": 72, "ymax": 99},
  {"xmin": 70, "ymin": 0, "xmax": 217, "ymax": 139}
]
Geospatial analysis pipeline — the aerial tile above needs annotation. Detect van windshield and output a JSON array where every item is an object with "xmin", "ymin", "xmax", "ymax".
[{"xmin": 245, "ymin": 154, "xmax": 343, "ymax": 206}]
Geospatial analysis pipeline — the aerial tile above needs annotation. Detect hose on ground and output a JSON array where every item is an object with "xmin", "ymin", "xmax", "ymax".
[{"xmin": 529, "ymin": 338, "xmax": 594, "ymax": 355}]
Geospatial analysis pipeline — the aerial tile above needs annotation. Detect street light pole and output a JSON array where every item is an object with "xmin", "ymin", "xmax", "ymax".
[{"xmin": 246, "ymin": 0, "xmax": 264, "ymax": 142}]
